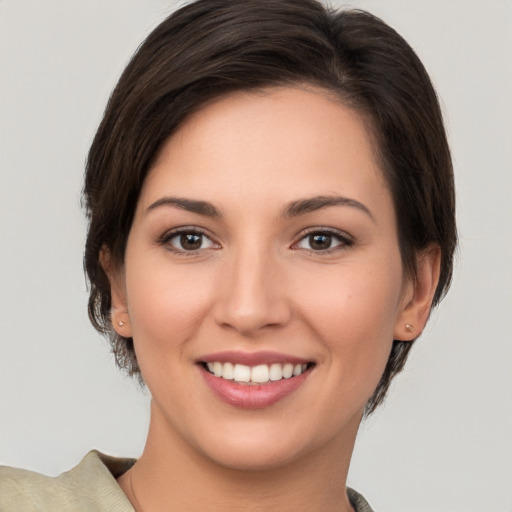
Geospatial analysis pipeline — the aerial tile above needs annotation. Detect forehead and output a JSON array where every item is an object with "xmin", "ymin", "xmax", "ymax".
[{"xmin": 141, "ymin": 86, "xmax": 390, "ymax": 215}]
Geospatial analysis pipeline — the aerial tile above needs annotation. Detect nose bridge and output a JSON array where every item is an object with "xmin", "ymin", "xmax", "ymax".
[{"xmin": 213, "ymin": 240, "xmax": 289, "ymax": 335}]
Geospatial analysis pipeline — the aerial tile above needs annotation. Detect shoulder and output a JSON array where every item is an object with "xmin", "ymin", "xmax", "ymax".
[
  {"xmin": 0, "ymin": 464, "xmax": 50, "ymax": 512},
  {"xmin": 0, "ymin": 450, "xmax": 135, "ymax": 512},
  {"xmin": 347, "ymin": 487, "xmax": 375, "ymax": 512}
]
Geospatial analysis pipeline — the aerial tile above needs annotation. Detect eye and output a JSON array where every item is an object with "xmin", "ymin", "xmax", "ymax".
[
  {"xmin": 294, "ymin": 230, "xmax": 352, "ymax": 252},
  {"xmin": 162, "ymin": 229, "xmax": 218, "ymax": 253}
]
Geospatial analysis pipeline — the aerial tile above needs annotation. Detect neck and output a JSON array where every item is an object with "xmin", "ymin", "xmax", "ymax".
[{"xmin": 119, "ymin": 400, "xmax": 360, "ymax": 512}]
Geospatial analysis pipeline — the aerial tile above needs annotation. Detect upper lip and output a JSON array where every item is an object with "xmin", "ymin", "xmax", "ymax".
[{"xmin": 197, "ymin": 351, "xmax": 312, "ymax": 366}]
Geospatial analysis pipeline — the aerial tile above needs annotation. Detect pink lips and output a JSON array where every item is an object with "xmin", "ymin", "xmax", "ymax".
[
  {"xmin": 197, "ymin": 351, "xmax": 313, "ymax": 409},
  {"xmin": 200, "ymin": 350, "xmax": 310, "ymax": 366}
]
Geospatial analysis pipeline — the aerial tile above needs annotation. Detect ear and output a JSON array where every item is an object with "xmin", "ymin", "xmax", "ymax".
[
  {"xmin": 100, "ymin": 246, "xmax": 133, "ymax": 338},
  {"xmin": 394, "ymin": 244, "xmax": 441, "ymax": 341}
]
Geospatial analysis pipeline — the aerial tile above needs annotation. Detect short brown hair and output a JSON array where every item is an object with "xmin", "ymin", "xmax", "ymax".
[{"xmin": 83, "ymin": 0, "xmax": 457, "ymax": 415}]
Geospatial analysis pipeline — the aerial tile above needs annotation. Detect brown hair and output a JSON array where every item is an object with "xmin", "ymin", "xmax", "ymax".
[{"xmin": 83, "ymin": 0, "xmax": 456, "ymax": 415}]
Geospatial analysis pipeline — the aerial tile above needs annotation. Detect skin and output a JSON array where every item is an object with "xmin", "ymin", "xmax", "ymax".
[{"xmin": 108, "ymin": 86, "xmax": 440, "ymax": 511}]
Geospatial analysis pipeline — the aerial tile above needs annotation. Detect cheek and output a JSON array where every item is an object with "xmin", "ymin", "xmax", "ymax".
[
  {"xmin": 301, "ymin": 262, "xmax": 402, "ymax": 329},
  {"xmin": 124, "ymin": 258, "xmax": 215, "ymax": 359},
  {"xmin": 296, "ymin": 260, "xmax": 403, "ymax": 378}
]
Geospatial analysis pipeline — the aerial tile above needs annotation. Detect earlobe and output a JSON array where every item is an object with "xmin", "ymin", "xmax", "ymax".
[
  {"xmin": 100, "ymin": 246, "xmax": 133, "ymax": 338},
  {"xmin": 112, "ymin": 313, "xmax": 132, "ymax": 338},
  {"xmin": 394, "ymin": 245, "xmax": 441, "ymax": 341}
]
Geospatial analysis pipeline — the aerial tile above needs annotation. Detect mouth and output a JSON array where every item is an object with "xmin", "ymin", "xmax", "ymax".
[
  {"xmin": 200, "ymin": 361, "xmax": 314, "ymax": 385},
  {"xmin": 197, "ymin": 353, "xmax": 316, "ymax": 408}
]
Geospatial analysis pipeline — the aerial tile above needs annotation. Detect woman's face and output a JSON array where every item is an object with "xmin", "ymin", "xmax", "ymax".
[{"xmin": 114, "ymin": 87, "xmax": 415, "ymax": 469}]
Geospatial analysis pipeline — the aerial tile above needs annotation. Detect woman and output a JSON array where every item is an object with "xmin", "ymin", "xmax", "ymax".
[{"xmin": 0, "ymin": 0, "xmax": 456, "ymax": 510}]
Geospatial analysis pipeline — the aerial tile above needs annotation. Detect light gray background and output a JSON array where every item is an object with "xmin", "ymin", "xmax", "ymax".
[{"xmin": 1, "ymin": 1, "xmax": 511, "ymax": 511}]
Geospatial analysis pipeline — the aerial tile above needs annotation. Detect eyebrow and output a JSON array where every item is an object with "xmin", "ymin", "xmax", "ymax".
[
  {"xmin": 147, "ymin": 197, "xmax": 221, "ymax": 217},
  {"xmin": 283, "ymin": 195, "xmax": 375, "ymax": 222},
  {"xmin": 146, "ymin": 194, "xmax": 374, "ymax": 222}
]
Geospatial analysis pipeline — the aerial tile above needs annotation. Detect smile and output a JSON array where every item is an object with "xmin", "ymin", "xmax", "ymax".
[
  {"xmin": 204, "ymin": 362, "xmax": 310, "ymax": 384},
  {"xmin": 198, "ymin": 353, "xmax": 315, "ymax": 409}
]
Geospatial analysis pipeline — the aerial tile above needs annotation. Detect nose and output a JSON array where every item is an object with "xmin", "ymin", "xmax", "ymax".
[{"xmin": 212, "ymin": 245, "xmax": 291, "ymax": 337}]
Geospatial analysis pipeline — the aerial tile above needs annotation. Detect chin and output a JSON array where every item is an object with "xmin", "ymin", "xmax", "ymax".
[
  {"xmin": 200, "ymin": 435, "xmax": 308, "ymax": 472},
  {"xmin": 189, "ymin": 410, "xmax": 357, "ymax": 473}
]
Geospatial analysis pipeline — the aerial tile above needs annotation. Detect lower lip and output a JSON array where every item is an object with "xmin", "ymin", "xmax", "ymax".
[{"xmin": 199, "ymin": 366, "xmax": 312, "ymax": 409}]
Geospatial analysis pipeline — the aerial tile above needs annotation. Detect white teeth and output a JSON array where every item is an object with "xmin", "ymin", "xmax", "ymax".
[
  {"xmin": 282, "ymin": 363, "xmax": 294, "ymax": 379},
  {"xmin": 213, "ymin": 362, "xmax": 223, "ymax": 377},
  {"xmin": 269, "ymin": 363, "xmax": 283, "ymax": 381},
  {"xmin": 223, "ymin": 362, "xmax": 234, "ymax": 380},
  {"xmin": 251, "ymin": 364, "xmax": 269, "ymax": 383},
  {"xmin": 205, "ymin": 361, "xmax": 310, "ymax": 383},
  {"xmin": 233, "ymin": 364, "xmax": 251, "ymax": 382}
]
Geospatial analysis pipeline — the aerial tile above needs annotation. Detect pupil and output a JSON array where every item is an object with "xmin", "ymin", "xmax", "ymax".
[
  {"xmin": 181, "ymin": 233, "xmax": 202, "ymax": 250},
  {"xmin": 310, "ymin": 234, "xmax": 331, "ymax": 250}
]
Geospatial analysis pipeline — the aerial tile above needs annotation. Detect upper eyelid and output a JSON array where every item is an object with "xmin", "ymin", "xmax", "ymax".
[
  {"xmin": 295, "ymin": 226, "xmax": 353, "ymax": 241},
  {"xmin": 159, "ymin": 226, "xmax": 213, "ymax": 242}
]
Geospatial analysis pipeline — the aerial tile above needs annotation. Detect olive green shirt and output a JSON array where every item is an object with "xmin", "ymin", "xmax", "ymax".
[{"xmin": 0, "ymin": 451, "xmax": 374, "ymax": 511}]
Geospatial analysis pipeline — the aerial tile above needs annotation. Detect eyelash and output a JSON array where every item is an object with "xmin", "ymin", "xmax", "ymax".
[
  {"xmin": 292, "ymin": 228, "xmax": 354, "ymax": 254},
  {"xmin": 157, "ymin": 227, "xmax": 354, "ymax": 255},
  {"xmin": 158, "ymin": 227, "xmax": 219, "ymax": 256}
]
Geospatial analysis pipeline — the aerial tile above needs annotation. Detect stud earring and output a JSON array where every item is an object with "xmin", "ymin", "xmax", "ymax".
[
  {"xmin": 405, "ymin": 323, "xmax": 415, "ymax": 333},
  {"xmin": 118, "ymin": 320, "xmax": 126, "ymax": 327}
]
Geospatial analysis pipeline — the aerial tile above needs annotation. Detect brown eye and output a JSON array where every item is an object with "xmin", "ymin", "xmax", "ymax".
[
  {"xmin": 295, "ymin": 230, "xmax": 351, "ymax": 252},
  {"xmin": 309, "ymin": 234, "xmax": 332, "ymax": 250},
  {"xmin": 180, "ymin": 233, "xmax": 203, "ymax": 250},
  {"xmin": 165, "ymin": 230, "xmax": 216, "ymax": 252}
]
